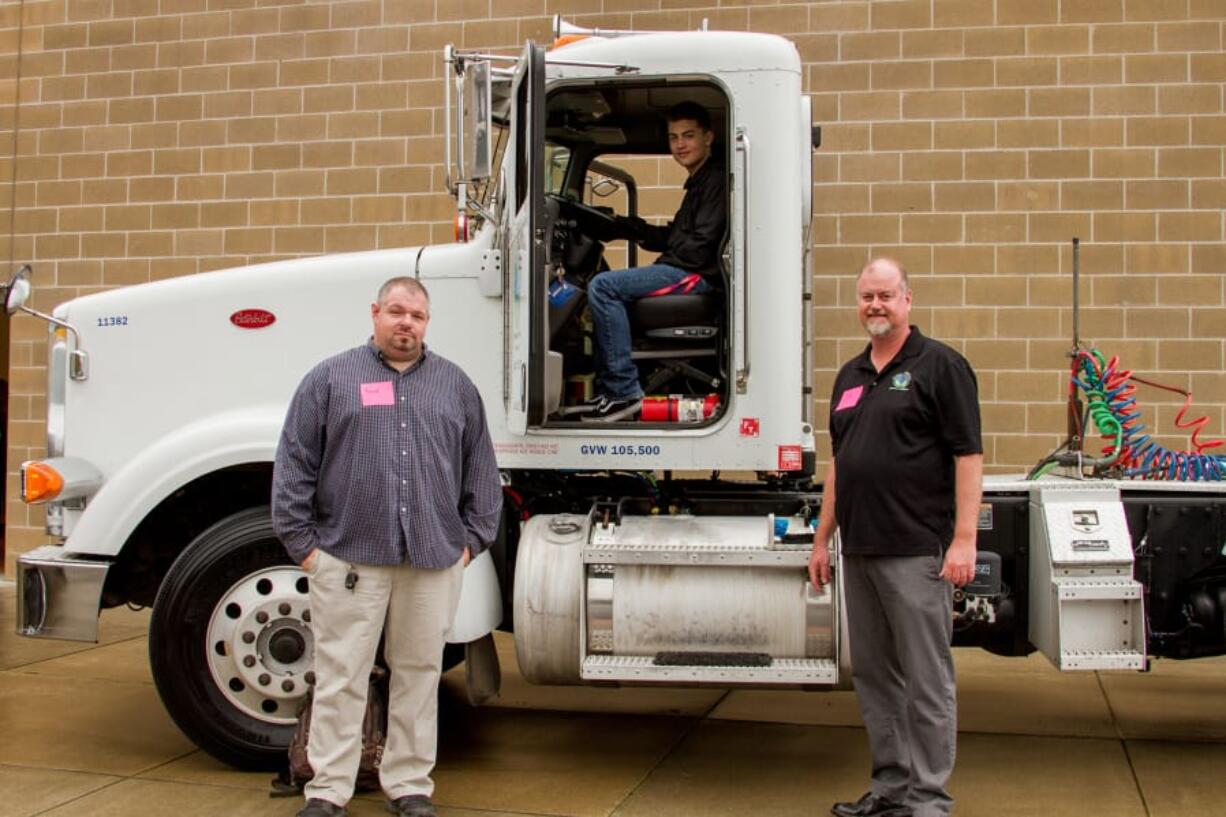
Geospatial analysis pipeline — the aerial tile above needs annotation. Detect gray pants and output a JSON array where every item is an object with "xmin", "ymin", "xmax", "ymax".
[{"xmin": 844, "ymin": 554, "xmax": 956, "ymax": 817}]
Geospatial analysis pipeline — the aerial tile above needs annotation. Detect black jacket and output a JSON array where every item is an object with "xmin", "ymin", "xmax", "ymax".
[{"xmin": 624, "ymin": 157, "xmax": 726, "ymax": 273}]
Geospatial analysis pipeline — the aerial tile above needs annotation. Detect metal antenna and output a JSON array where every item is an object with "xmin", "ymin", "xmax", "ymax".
[
  {"xmin": 1071, "ymin": 236, "xmax": 1080, "ymax": 353},
  {"xmin": 1067, "ymin": 237, "xmax": 1083, "ymax": 454}
]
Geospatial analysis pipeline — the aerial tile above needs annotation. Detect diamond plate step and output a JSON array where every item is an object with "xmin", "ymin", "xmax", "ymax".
[{"xmin": 581, "ymin": 655, "xmax": 837, "ymax": 684}]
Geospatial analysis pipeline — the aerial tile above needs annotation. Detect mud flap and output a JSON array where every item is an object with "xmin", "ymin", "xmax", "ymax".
[{"xmin": 464, "ymin": 632, "xmax": 502, "ymax": 705}]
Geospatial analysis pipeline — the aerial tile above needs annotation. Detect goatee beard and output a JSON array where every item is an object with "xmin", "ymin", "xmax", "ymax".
[{"xmin": 865, "ymin": 318, "xmax": 890, "ymax": 337}]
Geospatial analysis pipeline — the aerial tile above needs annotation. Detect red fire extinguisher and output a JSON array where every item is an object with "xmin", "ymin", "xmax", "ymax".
[{"xmin": 640, "ymin": 394, "xmax": 720, "ymax": 422}]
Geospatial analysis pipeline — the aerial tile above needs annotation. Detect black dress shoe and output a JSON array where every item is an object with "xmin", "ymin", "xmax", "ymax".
[
  {"xmin": 297, "ymin": 799, "xmax": 347, "ymax": 817},
  {"xmin": 831, "ymin": 791, "xmax": 912, "ymax": 817}
]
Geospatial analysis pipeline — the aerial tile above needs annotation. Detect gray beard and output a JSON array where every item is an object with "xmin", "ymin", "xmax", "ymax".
[{"xmin": 865, "ymin": 318, "xmax": 891, "ymax": 337}]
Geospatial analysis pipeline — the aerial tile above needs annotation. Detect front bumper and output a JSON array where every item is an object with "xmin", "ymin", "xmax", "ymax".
[{"xmin": 16, "ymin": 546, "xmax": 111, "ymax": 641}]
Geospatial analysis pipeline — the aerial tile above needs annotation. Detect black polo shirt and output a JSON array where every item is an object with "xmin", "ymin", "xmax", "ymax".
[{"xmin": 829, "ymin": 326, "xmax": 982, "ymax": 557}]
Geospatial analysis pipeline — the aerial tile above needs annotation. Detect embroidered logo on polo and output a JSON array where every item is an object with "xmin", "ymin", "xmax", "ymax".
[{"xmin": 889, "ymin": 371, "xmax": 912, "ymax": 392}]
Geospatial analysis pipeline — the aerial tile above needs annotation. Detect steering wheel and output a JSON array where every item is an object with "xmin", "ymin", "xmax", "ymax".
[{"xmin": 546, "ymin": 194, "xmax": 620, "ymax": 240}]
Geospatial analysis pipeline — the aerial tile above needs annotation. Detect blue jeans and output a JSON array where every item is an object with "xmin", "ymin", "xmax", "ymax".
[{"xmin": 586, "ymin": 264, "xmax": 711, "ymax": 400}]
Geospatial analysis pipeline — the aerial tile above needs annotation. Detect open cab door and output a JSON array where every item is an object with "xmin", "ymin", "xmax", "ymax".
[{"xmin": 505, "ymin": 42, "xmax": 548, "ymax": 435}]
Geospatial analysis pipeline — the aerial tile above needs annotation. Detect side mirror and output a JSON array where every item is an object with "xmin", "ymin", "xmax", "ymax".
[
  {"xmin": 461, "ymin": 60, "xmax": 492, "ymax": 181},
  {"xmin": 6, "ymin": 264, "xmax": 31, "ymax": 316}
]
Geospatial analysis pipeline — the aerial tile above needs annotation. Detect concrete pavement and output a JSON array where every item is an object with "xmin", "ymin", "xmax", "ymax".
[{"xmin": 3, "ymin": 580, "xmax": 1226, "ymax": 817}]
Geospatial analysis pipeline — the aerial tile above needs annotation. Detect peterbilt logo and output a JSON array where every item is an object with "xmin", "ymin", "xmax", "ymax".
[{"xmin": 229, "ymin": 309, "xmax": 276, "ymax": 329}]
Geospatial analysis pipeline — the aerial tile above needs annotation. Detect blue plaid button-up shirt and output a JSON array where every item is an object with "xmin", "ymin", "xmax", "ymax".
[{"xmin": 272, "ymin": 341, "xmax": 502, "ymax": 568}]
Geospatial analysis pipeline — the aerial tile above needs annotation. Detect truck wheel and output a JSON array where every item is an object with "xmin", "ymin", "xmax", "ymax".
[
  {"xmin": 150, "ymin": 506, "xmax": 309, "ymax": 769},
  {"xmin": 149, "ymin": 506, "xmax": 468, "ymax": 769}
]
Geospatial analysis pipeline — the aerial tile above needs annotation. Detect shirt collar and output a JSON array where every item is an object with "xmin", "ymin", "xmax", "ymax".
[
  {"xmin": 852, "ymin": 325, "xmax": 925, "ymax": 373},
  {"xmin": 366, "ymin": 338, "xmax": 429, "ymax": 373}
]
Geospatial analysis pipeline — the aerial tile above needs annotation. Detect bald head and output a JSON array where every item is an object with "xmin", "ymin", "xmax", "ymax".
[{"xmin": 858, "ymin": 257, "xmax": 909, "ymax": 294}]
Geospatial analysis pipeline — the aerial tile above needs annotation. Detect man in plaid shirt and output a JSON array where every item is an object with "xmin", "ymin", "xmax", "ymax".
[{"xmin": 273, "ymin": 276, "xmax": 501, "ymax": 817}]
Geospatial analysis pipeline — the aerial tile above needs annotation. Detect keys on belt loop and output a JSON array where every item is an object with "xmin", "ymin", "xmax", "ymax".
[{"xmin": 345, "ymin": 565, "xmax": 359, "ymax": 591}]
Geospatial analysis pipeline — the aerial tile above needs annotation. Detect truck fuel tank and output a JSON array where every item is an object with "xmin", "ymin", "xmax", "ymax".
[{"xmin": 513, "ymin": 511, "xmax": 837, "ymax": 686}]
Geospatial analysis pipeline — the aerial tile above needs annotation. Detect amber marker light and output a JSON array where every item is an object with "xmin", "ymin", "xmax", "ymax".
[
  {"xmin": 551, "ymin": 34, "xmax": 589, "ymax": 49},
  {"xmin": 454, "ymin": 212, "xmax": 469, "ymax": 242},
  {"xmin": 22, "ymin": 461, "xmax": 64, "ymax": 503}
]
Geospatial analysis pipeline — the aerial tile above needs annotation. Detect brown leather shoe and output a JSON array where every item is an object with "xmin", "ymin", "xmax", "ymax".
[{"xmin": 831, "ymin": 792, "xmax": 912, "ymax": 817}]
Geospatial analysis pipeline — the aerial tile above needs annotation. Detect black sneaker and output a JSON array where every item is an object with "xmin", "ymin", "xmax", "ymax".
[
  {"xmin": 557, "ymin": 393, "xmax": 609, "ymax": 416},
  {"xmin": 581, "ymin": 396, "xmax": 643, "ymax": 422}
]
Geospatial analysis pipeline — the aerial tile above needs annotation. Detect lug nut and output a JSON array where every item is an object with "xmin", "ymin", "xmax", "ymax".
[
  {"xmin": 243, "ymin": 655, "xmax": 256, "ymax": 668},
  {"xmin": 255, "ymin": 611, "xmax": 269, "ymax": 624},
  {"xmin": 258, "ymin": 673, "xmax": 271, "ymax": 686},
  {"xmin": 282, "ymin": 680, "xmax": 295, "ymax": 693},
  {"xmin": 241, "ymin": 631, "xmax": 255, "ymax": 644},
  {"xmin": 305, "ymin": 671, "xmax": 316, "ymax": 685},
  {"xmin": 278, "ymin": 602, "xmax": 292, "ymax": 615},
  {"xmin": 302, "ymin": 610, "xmax": 311, "ymax": 623}
]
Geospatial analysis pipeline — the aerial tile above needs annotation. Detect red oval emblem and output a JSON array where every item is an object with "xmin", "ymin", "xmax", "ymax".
[{"xmin": 230, "ymin": 309, "xmax": 276, "ymax": 329}]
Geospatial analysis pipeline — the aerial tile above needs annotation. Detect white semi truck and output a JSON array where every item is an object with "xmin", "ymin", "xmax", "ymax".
[{"xmin": 8, "ymin": 19, "xmax": 1226, "ymax": 770}]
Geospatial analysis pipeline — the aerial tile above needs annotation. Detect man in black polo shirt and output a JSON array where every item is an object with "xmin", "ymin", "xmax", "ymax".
[{"xmin": 809, "ymin": 258, "xmax": 983, "ymax": 817}]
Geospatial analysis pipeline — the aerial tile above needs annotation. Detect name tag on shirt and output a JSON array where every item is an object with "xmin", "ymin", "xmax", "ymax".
[
  {"xmin": 360, "ymin": 380, "xmax": 394, "ymax": 406},
  {"xmin": 835, "ymin": 385, "xmax": 864, "ymax": 412}
]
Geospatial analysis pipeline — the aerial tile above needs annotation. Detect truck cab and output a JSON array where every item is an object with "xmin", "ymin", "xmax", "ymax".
[{"xmin": 433, "ymin": 31, "xmax": 817, "ymax": 472}]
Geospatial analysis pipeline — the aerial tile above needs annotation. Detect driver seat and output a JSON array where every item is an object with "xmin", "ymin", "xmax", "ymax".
[{"xmin": 628, "ymin": 274, "xmax": 722, "ymax": 394}]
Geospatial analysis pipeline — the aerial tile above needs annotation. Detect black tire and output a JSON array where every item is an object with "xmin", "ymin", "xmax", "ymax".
[
  {"xmin": 150, "ymin": 506, "xmax": 302, "ymax": 769},
  {"xmin": 149, "ymin": 505, "xmax": 468, "ymax": 769}
]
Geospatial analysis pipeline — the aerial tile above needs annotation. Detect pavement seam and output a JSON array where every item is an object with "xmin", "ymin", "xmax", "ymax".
[
  {"xmin": 29, "ymin": 774, "xmax": 131, "ymax": 817},
  {"xmin": 604, "ymin": 688, "xmax": 732, "ymax": 817},
  {"xmin": 1, "ymin": 633, "xmax": 149, "ymax": 673},
  {"xmin": 1096, "ymin": 670, "xmax": 1152, "ymax": 817}
]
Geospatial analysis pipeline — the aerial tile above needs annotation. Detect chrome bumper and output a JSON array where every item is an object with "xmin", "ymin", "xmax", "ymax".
[{"xmin": 16, "ymin": 546, "xmax": 111, "ymax": 642}]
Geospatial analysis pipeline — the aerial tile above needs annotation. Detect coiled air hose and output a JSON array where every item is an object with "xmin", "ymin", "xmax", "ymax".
[{"xmin": 1055, "ymin": 348, "xmax": 1226, "ymax": 481}]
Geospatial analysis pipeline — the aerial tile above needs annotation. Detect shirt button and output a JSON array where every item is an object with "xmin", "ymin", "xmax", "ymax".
[
  {"xmin": 400, "ymin": 507, "xmax": 406, "ymax": 513},
  {"xmin": 401, "ymin": 423, "xmax": 406, "ymax": 428},
  {"xmin": 402, "ymin": 479, "xmax": 407, "ymax": 485},
  {"xmin": 400, "ymin": 396, "xmax": 405, "ymax": 401},
  {"xmin": 402, "ymin": 451, "xmax": 407, "ymax": 456}
]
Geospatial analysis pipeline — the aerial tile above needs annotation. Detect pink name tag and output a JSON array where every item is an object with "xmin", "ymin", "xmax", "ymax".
[
  {"xmin": 360, "ymin": 381, "xmax": 394, "ymax": 406},
  {"xmin": 835, "ymin": 385, "xmax": 864, "ymax": 412}
]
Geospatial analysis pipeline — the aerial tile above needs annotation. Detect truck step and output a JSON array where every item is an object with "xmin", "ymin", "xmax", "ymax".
[
  {"xmin": 583, "ymin": 545, "xmax": 811, "ymax": 567},
  {"xmin": 1053, "ymin": 577, "xmax": 1142, "ymax": 601},
  {"xmin": 581, "ymin": 654, "xmax": 836, "ymax": 684},
  {"xmin": 585, "ymin": 515, "xmax": 813, "ymax": 567},
  {"xmin": 1055, "ymin": 649, "xmax": 1146, "ymax": 671}
]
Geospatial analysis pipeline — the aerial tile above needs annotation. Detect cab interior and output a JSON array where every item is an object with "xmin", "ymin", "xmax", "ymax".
[{"xmin": 537, "ymin": 81, "xmax": 731, "ymax": 428}]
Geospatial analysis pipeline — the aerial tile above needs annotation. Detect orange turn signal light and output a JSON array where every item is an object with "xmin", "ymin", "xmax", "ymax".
[
  {"xmin": 551, "ymin": 34, "xmax": 589, "ymax": 50},
  {"xmin": 22, "ymin": 461, "xmax": 64, "ymax": 503}
]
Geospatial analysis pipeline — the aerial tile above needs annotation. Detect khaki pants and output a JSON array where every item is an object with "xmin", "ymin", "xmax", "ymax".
[{"xmin": 304, "ymin": 549, "xmax": 464, "ymax": 807}]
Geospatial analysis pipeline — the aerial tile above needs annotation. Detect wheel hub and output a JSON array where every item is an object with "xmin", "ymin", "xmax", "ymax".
[
  {"xmin": 268, "ymin": 627, "xmax": 307, "ymax": 665},
  {"xmin": 206, "ymin": 566, "xmax": 314, "ymax": 725}
]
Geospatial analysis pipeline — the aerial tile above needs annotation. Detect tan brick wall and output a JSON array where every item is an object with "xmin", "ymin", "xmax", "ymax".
[{"xmin": 2, "ymin": 1, "xmax": 1225, "ymax": 565}]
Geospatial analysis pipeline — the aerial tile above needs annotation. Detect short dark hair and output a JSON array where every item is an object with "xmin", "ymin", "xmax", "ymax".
[
  {"xmin": 377, "ymin": 276, "xmax": 430, "ymax": 305},
  {"xmin": 666, "ymin": 102, "xmax": 711, "ymax": 132}
]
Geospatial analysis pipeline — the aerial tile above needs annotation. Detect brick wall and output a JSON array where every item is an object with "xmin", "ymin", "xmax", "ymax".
[{"xmin": 2, "ymin": 0, "xmax": 1225, "ymax": 565}]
